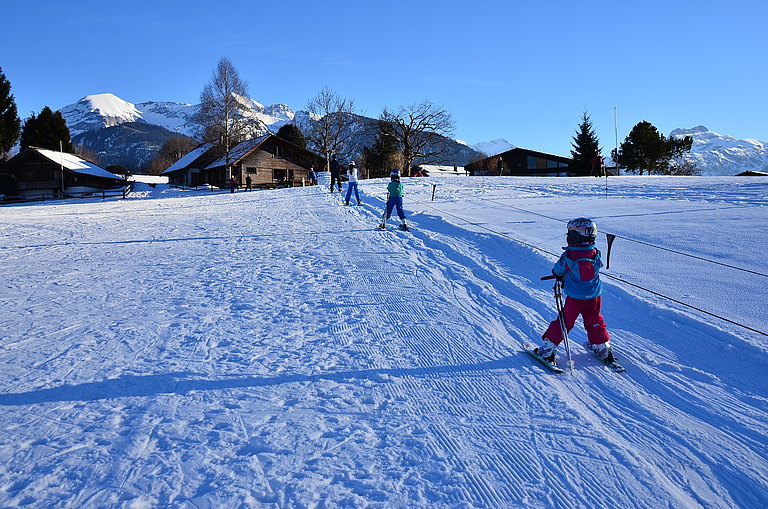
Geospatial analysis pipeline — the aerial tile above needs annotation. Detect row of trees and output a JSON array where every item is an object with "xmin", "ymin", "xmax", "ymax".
[
  {"xmin": 2, "ymin": 60, "xmax": 696, "ymax": 177},
  {"xmin": 1, "ymin": 67, "xmax": 88, "ymax": 162},
  {"xmin": 192, "ymin": 58, "xmax": 456, "ymax": 179},
  {"xmin": 0, "ymin": 68, "xmax": 20, "ymax": 160},
  {"xmin": 571, "ymin": 111, "xmax": 697, "ymax": 176}
]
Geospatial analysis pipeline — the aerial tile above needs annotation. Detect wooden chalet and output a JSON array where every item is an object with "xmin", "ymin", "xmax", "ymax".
[
  {"xmin": 1, "ymin": 147, "xmax": 126, "ymax": 199},
  {"xmin": 203, "ymin": 135, "xmax": 325, "ymax": 188},
  {"xmin": 465, "ymin": 148, "xmax": 576, "ymax": 177},
  {"xmin": 162, "ymin": 141, "xmax": 223, "ymax": 187}
]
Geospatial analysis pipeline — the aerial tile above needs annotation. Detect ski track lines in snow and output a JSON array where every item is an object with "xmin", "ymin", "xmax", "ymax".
[{"xmin": 0, "ymin": 181, "xmax": 765, "ymax": 508}]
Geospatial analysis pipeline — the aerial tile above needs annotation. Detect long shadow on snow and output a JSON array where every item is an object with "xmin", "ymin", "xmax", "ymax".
[
  {"xmin": 0, "ymin": 357, "xmax": 522, "ymax": 406},
  {"xmin": 402, "ymin": 208, "xmax": 559, "ymax": 344}
]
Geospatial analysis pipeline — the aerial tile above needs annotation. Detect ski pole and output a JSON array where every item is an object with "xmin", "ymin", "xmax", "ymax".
[
  {"xmin": 554, "ymin": 280, "xmax": 574, "ymax": 372},
  {"xmin": 541, "ymin": 275, "xmax": 575, "ymax": 373},
  {"xmin": 382, "ymin": 192, "xmax": 389, "ymax": 225}
]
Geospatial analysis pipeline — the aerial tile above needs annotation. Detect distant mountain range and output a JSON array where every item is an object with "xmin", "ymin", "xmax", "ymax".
[
  {"xmin": 465, "ymin": 138, "xmax": 516, "ymax": 156},
  {"xmin": 59, "ymin": 94, "xmax": 479, "ymax": 171},
  {"xmin": 669, "ymin": 126, "xmax": 768, "ymax": 176},
  {"xmin": 57, "ymin": 94, "xmax": 768, "ymax": 176}
]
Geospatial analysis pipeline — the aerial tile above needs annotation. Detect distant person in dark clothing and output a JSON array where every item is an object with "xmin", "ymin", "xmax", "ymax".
[
  {"xmin": 228, "ymin": 176, "xmax": 237, "ymax": 193},
  {"xmin": 329, "ymin": 155, "xmax": 342, "ymax": 193},
  {"xmin": 590, "ymin": 154, "xmax": 605, "ymax": 176},
  {"xmin": 245, "ymin": 175, "xmax": 252, "ymax": 191}
]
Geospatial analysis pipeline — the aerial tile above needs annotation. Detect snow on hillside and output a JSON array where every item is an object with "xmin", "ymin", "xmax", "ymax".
[
  {"xmin": 468, "ymin": 138, "xmax": 516, "ymax": 156},
  {"xmin": 55, "ymin": 94, "xmax": 768, "ymax": 176},
  {"xmin": 231, "ymin": 93, "xmax": 294, "ymax": 133},
  {"xmin": 671, "ymin": 125, "xmax": 768, "ymax": 176},
  {"xmin": 136, "ymin": 101, "xmax": 197, "ymax": 136},
  {"xmin": 60, "ymin": 93, "xmax": 295, "ymax": 139},
  {"xmin": 59, "ymin": 93, "xmax": 144, "ymax": 136},
  {"xmin": 1, "ymin": 175, "xmax": 766, "ymax": 507}
]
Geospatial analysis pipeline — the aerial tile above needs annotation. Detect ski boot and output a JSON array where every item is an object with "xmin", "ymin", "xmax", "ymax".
[
  {"xmin": 592, "ymin": 342, "xmax": 615, "ymax": 364},
  {"xmin": 534, "ymin": 339, "xmax": 558, "ymax": 364}
]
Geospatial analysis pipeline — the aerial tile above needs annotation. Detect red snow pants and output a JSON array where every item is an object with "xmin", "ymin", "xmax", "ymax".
[{"xmin": 543, "ymin": 296, "xmax": 610, "ymax": 346}]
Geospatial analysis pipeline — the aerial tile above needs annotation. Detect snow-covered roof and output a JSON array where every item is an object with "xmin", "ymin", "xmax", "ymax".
[
  {"xmin": 162, "ymin": 142, "xmax": 217, "ymax": 174},
  {"xmin": 128, "ymin": 174, "xmax": 169, "ymax": 184},
  {"xmin": 33, "ymin": 148, "xmax": 124, "ymax": 180},
  {"xmin": 205, "ymin": 136, "xmax": 269, "ymax": 170}
]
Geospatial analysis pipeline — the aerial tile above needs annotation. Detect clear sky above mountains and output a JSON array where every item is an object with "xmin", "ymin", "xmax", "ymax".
[{"xmin": 3, "ymin": 0, "xmax": 766, "ymax": 157}]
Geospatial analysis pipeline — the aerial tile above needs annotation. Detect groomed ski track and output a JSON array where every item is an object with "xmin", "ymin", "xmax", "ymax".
[{"xmin": 0, "ymin": 176, "xmax": 766, "ymax": 508}]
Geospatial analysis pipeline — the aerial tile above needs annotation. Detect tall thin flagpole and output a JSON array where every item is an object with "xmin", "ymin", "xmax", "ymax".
[
  {"xmin": 60, "ymin": 140, "xmax": 64, "ymax": 197},
  {"xmin": 614, "ymin": 107, "xmax": 619, "ymax": 175}
]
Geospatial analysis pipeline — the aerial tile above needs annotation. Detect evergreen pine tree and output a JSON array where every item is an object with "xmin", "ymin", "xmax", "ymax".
[
  {"xmin": 362, "ymin": 119, "xmax": 401, "ymax": 178},
  {"xmin": 276, "ymin": 124, "xmax": 306, "ymax": 148},
  {"xmin": 0, "ymin": 67, "xmax": 21, "ymax": 160},
  {"xmin": 20, "ymin": 106, "xmax": 73, "ymax": 152},
  {"xmin": 570, "ymin": 111, "xmax": 602, "ymax": 175},
  {"xmin": 612, "ymin": 121, "xmax": 668, "ymax": 175}
]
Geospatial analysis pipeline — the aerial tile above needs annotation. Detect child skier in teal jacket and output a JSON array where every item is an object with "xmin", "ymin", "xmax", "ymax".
[{"xmin": 380, "ymin": 170, "xmax": 408, "ymax": 230}]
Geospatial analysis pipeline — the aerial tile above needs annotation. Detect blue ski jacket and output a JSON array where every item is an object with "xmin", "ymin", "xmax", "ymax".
[{"xmin": 552, "ymin": 244, "xmax": 603, "ymax": 300}]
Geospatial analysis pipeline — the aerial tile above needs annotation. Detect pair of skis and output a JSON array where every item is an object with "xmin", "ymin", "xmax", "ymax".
[
  {"xmin": 524, "ymin": 341, "xmax": 625, "ymax": 374},
  {"xmin": 525, "ymin": 276, "xmax": 625, "ymax": 374}
]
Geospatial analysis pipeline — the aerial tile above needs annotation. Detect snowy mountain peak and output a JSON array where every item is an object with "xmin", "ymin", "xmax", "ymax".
[
  {"xmin": 470, "ymin": 138, "xmax": 516, "ymax": 156},
  {"xmin": 83, "ymin": 93, "xmax": 142, "ymax": 120},
  {"xmin": 135, "ymin": 101, "xmax": 197, "ymax": 135},
  {"xmin": 60, "ymin": 93, "xmax": 144, "ymax": 136},
  {"xmin": 60, "ymin": 92, "xmax": 295, "ymax": 140},
  {"xmin": 669, "ymin": 126, "xmax": 768, "ymax": 175},
  {"xmin": 670, "ymin": 125, "xmax": 711, "ymax": 137}
]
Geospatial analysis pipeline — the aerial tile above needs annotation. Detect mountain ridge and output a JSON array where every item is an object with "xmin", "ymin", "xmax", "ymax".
[{"xmin": 57, "ymin": 94, "xmax": 768, "ymax": 176}]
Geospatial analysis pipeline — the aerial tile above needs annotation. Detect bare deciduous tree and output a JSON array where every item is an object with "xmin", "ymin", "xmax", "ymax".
[
  {"xmin": 298, "ymin": 87, "xmax": 358, "ymax": 170},
  {"xmin": 145, "ymin": 136, "xmax": 198, "ymax": 175},
  {"xmin": 380, "ymin": 100, "xmax": 455, "ymax": 176},
  {"xmin": 194, "ymin": 57, "xmax": 262, "ymax": 179}
]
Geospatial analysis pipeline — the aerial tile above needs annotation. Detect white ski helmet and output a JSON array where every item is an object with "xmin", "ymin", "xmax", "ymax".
[{"xmin": 567, "ymin": 217, "xmax": 597, "ymax": 244}]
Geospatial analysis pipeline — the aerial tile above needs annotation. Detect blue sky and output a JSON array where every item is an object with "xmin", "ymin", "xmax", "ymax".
[{"xmin": 2, "ymin": 0, "xmax": 766, "ymax": 156}]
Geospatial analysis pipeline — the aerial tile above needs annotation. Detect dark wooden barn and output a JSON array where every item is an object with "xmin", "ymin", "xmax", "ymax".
[
  {"xmin": 465, "ymin": 148, "xmax": 576, "ymax": 177},
  {"xmin": 162, "ymin": 141, "xmax": 223, "ymax": 188},
  {"xmin": 163, "ymin": 135, "xmax": 324, "ymax": 189},
  {"xmin": 204, "ymin": 135, "xmax": 325, "ymax": 189},
  {"xmin": 1, "ymin": 147, "xmax": 126, "ymax": 199}
]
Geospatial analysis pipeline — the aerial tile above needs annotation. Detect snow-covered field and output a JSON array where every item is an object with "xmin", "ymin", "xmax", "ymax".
[{"xmin": 1, "ymin": 175, "xmax": 766, "ymax": 508}]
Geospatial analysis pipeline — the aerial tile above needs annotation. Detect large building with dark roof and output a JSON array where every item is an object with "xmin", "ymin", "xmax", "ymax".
[{"xmin": 465, "ymin": 148, "xmax": 577, "ymax": 177}]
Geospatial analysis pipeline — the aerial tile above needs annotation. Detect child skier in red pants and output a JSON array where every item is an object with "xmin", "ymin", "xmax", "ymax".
[{"xmin": 535, "ymin": 218, "xmax": 614, "ymax": 365}]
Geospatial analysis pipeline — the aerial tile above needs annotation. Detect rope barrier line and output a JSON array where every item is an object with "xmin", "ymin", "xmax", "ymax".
[
  {"xmin": 480, "ymin": 197, "xmax": 768, "ymax": 279},
  {"xmin": 599, "ymin": 273, "xmax": 768, "ymax": 338},
  {"xmin": 411, "ymin": 197, "xmax": 768, "ymax": 338}
]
